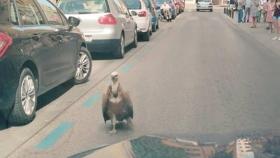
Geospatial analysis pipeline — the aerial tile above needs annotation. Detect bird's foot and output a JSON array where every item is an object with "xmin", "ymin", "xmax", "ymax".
[{"xmin": 109, "ymin": 129, "xmax": 117, "ymax": 134}]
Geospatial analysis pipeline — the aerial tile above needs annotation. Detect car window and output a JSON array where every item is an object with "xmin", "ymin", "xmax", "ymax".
[
  {"xmin": 37, "ymin": 0, "xmax": 64, "ymax": 25},
  {"xmin": 113, "ymin": 0, "xmax": 126, "ymax": 14},
  {"xmin": 58, "ymin": 0, "xmax": 108, "ymax": 14},
  {"xmin": 119, "ymin": 0, "xmax": 130, "ymax": 14},
  {"xmin": 157, "ymin": 0, "xmax": 167, "ymax": 4},
  {"xmin": 0, "ymin": 0, "xmax": 9, "ymax": 24},
  {"xmin": 123, "ymin": 0, "xmax": 141, "ymax": 9},
  {"xmin": 144, "ymin": 0, "xmax": 151, "ymax": 9},
  {"xmin": 10, "ymin": 1, "xmax": 19, "ymax": 25},
  {"xmin": 16, "ymin": 0, "xmax": 45, "ymax": 26}
]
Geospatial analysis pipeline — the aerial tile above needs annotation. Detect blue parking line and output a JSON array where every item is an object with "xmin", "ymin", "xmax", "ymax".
[
  {"xmin": 36, "ymin": 122, "xmax": 73, "ymax": 150},
  {"xmin": 83, "ymin": 92, "xmax": 101, "ymax": 108},
  {"xmin": 120, "ymin": 63, "xmax": 133, "ymax": 73}
]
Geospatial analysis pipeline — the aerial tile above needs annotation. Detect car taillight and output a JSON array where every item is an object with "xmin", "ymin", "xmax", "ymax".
[
  {"xmin": 98, "ymin": 14, "xmax": 117, "ymax": 25},
  {"xmin": 138, "ymin": 11, "xmax": 147, "ymax": 17},
  {"xmin": 0, "ymin": 32, "xmax": 12, "ymax": 59}
]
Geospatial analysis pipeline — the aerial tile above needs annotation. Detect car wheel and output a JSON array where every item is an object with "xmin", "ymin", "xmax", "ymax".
[
  {"xmin": 114, "ymin": 35, "xmax": 125, "ymax": 58},
  {"xmin": 142, "ymin": 31, "xmax": 150, "ymax": 41},
  {"xmin": 132, "ymin": 29, "xmax": 138, "ymax": 48},
  {"xmin": 156, "ymin": 22, "xmax": 159, "ymax": 29},
  {"xmin": 210, "ymin": 9, "xmax": 213, "ymax": 12},
  {"xmin": 197, "ymin": 9, "xmax": 199, "ymax": 12},
  {"xmin": 9, "ymin": 68, "xmax": 37, "ymax": 125},
  {"xmin": 152, "ymin": 24, "xmax": 156, "ymax": 32},
  {"xmin": 74, "ymin": 47, "xmax": 92, "ymax": 84}
]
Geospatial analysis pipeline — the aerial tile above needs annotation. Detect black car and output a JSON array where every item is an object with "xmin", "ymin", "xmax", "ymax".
[{"xmin": 0, "ymin": 0, "xmax": 92, "ymax": 125}]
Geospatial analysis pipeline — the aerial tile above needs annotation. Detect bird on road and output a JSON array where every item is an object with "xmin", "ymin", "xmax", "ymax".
[{"xmin": 102, "ymin": 72, "xmax": 133, "ymax": 134}]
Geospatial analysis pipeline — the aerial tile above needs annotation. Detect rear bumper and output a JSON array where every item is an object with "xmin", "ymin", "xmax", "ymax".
[
  {"xmin": 86, "ymin": 39, "xmax": 120, "ymax": 53},
  {"xmin": 0, "ymin": 57, "xmax": 19, "ymax": 110},
  {"xmin": 134, "ymin": 18, "xmax": 150, "ymax": 33},
  {"xmin": 197, "ymin": 5, "xmax": 213, "ymax": 10}
]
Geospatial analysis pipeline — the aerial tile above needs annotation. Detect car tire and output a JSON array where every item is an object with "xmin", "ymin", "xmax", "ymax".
[
  {"xmin": 152, "ymin": 24, "xmax": 156, "ymax": 32},
  {"xmin": 114, "ymin": 34, "xmax": 125, "ymax": 58},
  {"xmin": 142, "ymin": 31, "xmax": 150, "ymax": 41},
  {"xmin": 74, "ymin": 47, "xmax": 92, "ymax": 84},
  {"xmin": 9, "ymin": 68, "xmax": 37, "ymax": 125},
  {"xmin": 210, "ymin": 9, "xmax": 213, "ymax": 12},
  {"xmin": 156, "ymin": 22, "xmax": 159, "ymax": 30},
  {"xmin": 132, "ymin": 29, "xmax": 138, "ymax": 48},
  {"xmin": 197, "ymin": 9, "xmax": 199, "ymax": 12}
]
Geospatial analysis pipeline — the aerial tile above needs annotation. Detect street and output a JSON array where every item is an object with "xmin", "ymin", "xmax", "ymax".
[{"xmin": 1, "ymin": 7, "xmax": 280, "ymax": 158}]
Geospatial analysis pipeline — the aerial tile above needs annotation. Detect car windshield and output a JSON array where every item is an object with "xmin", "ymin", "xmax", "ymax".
[
  {"xmin": 198, "ymin": 0, "xmax": 210, "ymax": 2},
  {"xmin": 58, "ymin": 0, "xmax": 108, "ymax": 14},
  {"xmin": 157, "ymin": 0, "xmax": 169, "ymax": 4},
  {"xmin": 0, "ymin": 0, "xmax": 8, "ymax": 24},
  {"xmin": 123, "ymin": 0, "xmax": 141, "ymax": 9}
]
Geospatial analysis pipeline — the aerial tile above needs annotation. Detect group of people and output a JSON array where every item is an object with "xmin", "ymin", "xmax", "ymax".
[{"xmin": 236, "ymin": 0, "xmax": 280, "ymax": 40}]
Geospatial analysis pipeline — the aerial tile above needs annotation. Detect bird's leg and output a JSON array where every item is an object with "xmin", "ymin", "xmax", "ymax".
[{"xmin": 110, "ymin": 114, "xmax": 117, "ymax": 134}]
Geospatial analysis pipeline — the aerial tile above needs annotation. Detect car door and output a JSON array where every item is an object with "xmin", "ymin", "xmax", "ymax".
[
  {"xmin": 36, "ymin": 0, "xmax": 78, "ymax": 85},
  {"xmin": 119, "ymin": 0, "xmax": 135, "ymax": 44},
  {"xmin": 14, "ymin": 0, "xmax": 62, "ymax": 93},
  {"xmin": 113, "ymin": 0, "xmax": 134, "ymax": 44}
]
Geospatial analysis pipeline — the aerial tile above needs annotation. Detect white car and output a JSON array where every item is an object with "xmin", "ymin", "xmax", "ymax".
[
  {"xmin": 58, "ymin": 0, "xmax": 138, "ymax": 58},
  {"xmin": 123, "ymin": 0, "xmax": 152, "ymax": 41},
  {"xmin": 196, "ymin": 0, "xmax": 213, "ymax": 12}
]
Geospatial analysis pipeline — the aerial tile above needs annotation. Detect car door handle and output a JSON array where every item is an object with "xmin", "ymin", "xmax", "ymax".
[
  {"xmin": 56, "ymin": 35, "xmax": 63, "ymax": 43},
  {"xmin": 32, "ymin": 34, "xmax": 41, "ymax": 41}
]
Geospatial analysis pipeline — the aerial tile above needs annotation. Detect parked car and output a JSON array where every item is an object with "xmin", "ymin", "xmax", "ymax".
[
  {"xmin": 123, "ymin": 0, "xmax": 152, "ymax": 41},
  {"xmin": 58, "ymin": 0, "xmax": 138, "ymax": 58},
  {"xmin": 0, "ymin": 0, "xmax": 92, "ymax": 124},
  {"xmin": 196, "ymin": 0, "xmax": 213, "ymax": 12},
  {"xmin": 143, "ymin": 0, "xmax": 159, "ymax": 32},
  {"xmin": 156, "ymin": 0, "xmax": 177, "ymax": 19}
]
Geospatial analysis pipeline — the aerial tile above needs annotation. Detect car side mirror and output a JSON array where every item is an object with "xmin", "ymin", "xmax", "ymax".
[
  {"xmin": 130, "ymin": 10, "xmax": 138, "ymax": 16},
  {"xmin": 68, "ymin": 16, "xmax": 80, "ymax": 30}
]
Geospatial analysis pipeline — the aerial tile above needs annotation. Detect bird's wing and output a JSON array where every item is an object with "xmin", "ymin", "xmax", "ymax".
[{"xmin": 102, "ymin": 91, "xmax": 110, "ymax": 122}]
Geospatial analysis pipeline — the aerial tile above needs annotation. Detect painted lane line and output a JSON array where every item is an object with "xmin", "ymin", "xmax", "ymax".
[
  {"xmin": 120, "ymin": 63, "xmax": 133, "ymax": 73},
  {"xmin": 36, "ymin": 122, "xmax": 73, "ymax": 150},
  {"xmin": 83, "ymin": 92, "xmax": 101, "ymax": 108}
]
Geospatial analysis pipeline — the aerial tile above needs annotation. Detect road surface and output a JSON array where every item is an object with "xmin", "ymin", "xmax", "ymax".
[{"xmin": 1, "ymin": 8, "xmax": 280, "ymax": 158}]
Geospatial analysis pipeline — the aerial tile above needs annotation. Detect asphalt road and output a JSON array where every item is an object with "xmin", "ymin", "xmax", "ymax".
[{"xmin": 1, "ymin": 8, "xmax": 280, "ymax": 158}]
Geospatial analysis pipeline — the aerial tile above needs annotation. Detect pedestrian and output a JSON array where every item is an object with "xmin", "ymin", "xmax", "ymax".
[
  {"xmin": 245, "ymin": 0, "xmax": 252, "ymax": 22},
  {"xmin": 258, "ymin": 0, "xmax": 267, "ymax": 22},
  {"xmin": 250, "ymin": 0, "xmax": 259, "ymax": 28},
  {"xmin": 250, "ymin": 0, "xmax": 260, "ymax": 27},
  {"xmin": 238, "ymin": 0, "xmax": 245, "ymax": 22},
  {"xmin": 264, "ymin": 0, "xmax": 275, "ymax": 31},
  {"xmin": 272, "ymin": 0, "xmax": 280, "ymax": 40}
]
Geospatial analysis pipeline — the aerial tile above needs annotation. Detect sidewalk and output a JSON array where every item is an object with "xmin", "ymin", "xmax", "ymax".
[{"xmin": 225, "ymin": 15, "xmax": 280, "ymax": 56}]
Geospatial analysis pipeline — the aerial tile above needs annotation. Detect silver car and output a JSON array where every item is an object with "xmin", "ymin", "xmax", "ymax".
[
  {"xmin": 123, "ymin": 0, "xmax": 152, "ymax": 41},
  {"xmin": 58, "ymin": 0, "xmax": 138, "ymax": 58},
  {"xmin": 196, "ymin": 0, "xmax": 213, "ymax": 12}
]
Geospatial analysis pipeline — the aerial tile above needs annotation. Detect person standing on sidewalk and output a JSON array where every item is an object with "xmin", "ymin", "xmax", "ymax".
[
  {"xmin": 245, "ymin": 0, "xmax": 252, "ymax": 22},
  {"xmin": 264, "ymin": 0, "xmax": 275, "ymax": 31},
  {"xmin": 272, "ymin": 0, "xmax": 280, "ymax": 40},
  {"xmin": 238, "ymin": 0, "xmax": 245, "ymax": 22},
  {"xmin": 250, "ymin": 0, "xmax": 260, "ymax": 27}
]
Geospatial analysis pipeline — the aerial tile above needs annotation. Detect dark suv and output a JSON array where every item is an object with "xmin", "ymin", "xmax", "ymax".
[{"xmin": 0, "ymin": 0, "xmax": 92, "ymax": 125}]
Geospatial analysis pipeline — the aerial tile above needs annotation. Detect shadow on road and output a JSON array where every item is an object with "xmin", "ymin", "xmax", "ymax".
[
  {"xmin": 0, "ymin": 80, "xmax": 74, "ymax": 130},
  {"xmin": 91, "ymin": 44, "xmax": 136, "ymax": 60}
]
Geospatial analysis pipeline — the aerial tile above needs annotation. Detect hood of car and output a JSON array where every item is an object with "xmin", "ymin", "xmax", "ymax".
[{"xmin": 69, "ymin": 135, "xmax": 280, "ymax": 158}]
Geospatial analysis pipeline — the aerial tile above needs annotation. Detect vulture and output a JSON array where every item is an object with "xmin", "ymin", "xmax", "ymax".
[{"xmin": 102, "ymin": 72, "xmax": 133, "ymax": 134}]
